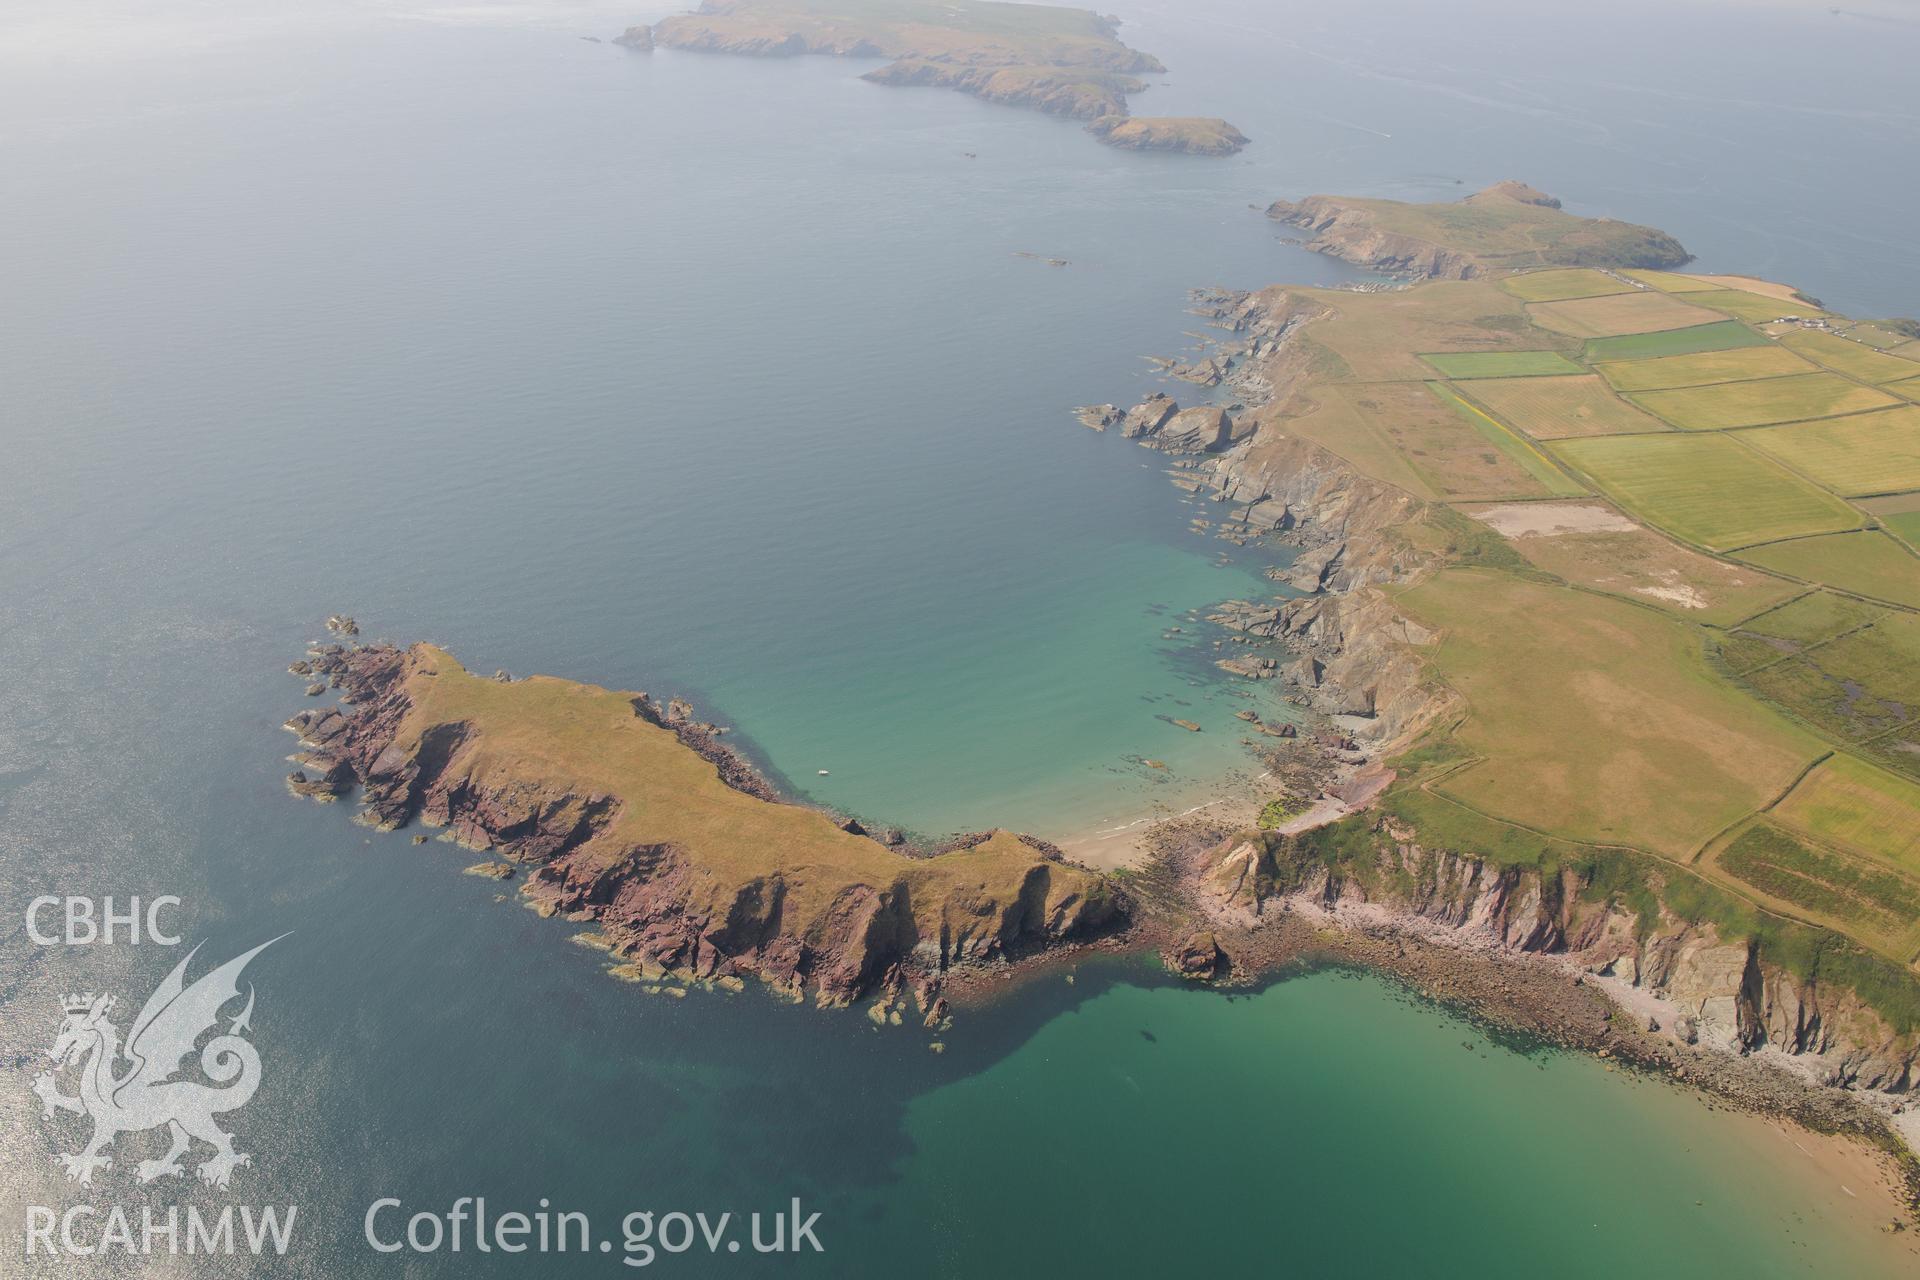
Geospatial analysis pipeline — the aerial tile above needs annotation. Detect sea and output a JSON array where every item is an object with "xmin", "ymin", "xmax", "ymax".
[{"xmin": 2, "ymin": 1, "xmax": 1916, "ymax": 1275}]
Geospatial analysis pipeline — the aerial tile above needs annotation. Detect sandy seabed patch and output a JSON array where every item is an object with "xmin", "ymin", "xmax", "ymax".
[{"xmin": 1469, "ymin": 501, "xmax": 1641, "ymax": 538}]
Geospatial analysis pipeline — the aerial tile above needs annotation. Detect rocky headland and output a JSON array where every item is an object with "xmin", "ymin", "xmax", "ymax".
[
  {"xmin": 1267, "ymin": 181, "xmax": 1691, "ymax": 278},
  {"xmin": 1072, "ymin": 275, "xmax": 1920, "ymax": 1180},
  {"xmin": 284, "ymin": 642, "xmax": 1121, "ymax": 1014},
  {"xmin": 1085, "ymin": 114, "xmax": 1249, "ymax": 156},
  {"xmin": 629, "ymin": 0, "xmax": 1247, "ymax": 154}
]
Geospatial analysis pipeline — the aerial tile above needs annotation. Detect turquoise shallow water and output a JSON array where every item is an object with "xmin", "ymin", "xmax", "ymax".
[{"xmin": 2, "ymin": 2, "xmax": 1918, "ymax": 1276}]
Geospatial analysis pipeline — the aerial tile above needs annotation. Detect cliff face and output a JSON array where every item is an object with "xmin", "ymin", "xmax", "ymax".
[
  {"xmin": 860, "ymin": 61, "xmax": 1143, "ymax": 120},
  {"xmin": 1267, "ymin": 196, "xmax": 1484, "ymax": 279},
  {"xmin": 1198, "ymin": 828, "xmax": 1919, "ymax": 1093},
  {"xmin": 285, "ymin": 643, "xmax": 1120, "ymax": 1009}
]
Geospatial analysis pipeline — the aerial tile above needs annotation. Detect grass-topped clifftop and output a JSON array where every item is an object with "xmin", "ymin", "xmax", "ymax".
[
  {"xmin": 1268, "ymin": 182, "xmax": 1691, "ymax": 279},
  {"xmin": 287, "ymin": 642, "xmax": 1120, "ymax": 1004},
  {"xmin": 639, "ymin": 0, "xmax": 1249, "ymax": 153}
]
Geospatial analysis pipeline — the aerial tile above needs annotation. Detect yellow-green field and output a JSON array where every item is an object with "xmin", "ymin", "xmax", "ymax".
[
  {"xmin": 1688, "ymin": 288, "xmax": 1827, "ymax": 324},
  {"xmin": 1420, "ymin": 350, "xmax": 1583, "ymax": 379},
  {"xmin": 1629, "ymin": 371, "xmax": 1898, "ymax": 430},
  {"xmin": 1453, "ymin": 374, "xmax": 1665, "ymax": 439},
  {"xmin": 1734, "ymin": 531, "xmax": 1920, "ymax": 608},
  {"xmin": 1773, "ymin": 753, "xmax": 1920, "ymax": 871},
  {"xmin": 1889, "ymin": 375, "xmax": 1920, "ymax": 403},
  {"xmin": 1528, "ymin": 291, "xmax": 1729, "ymax": 339},
  {"xmin": 1619, "ymin": 269, "xmax": 1719, "ymax": 292},
  {"xmin": 1426, "ymin": 383, "xmax": 1589, "ymax": 498},
  {"xmin": 1552, "ymin": 433, "xmax": 1862, "ymax": 550},
  {"xmin": 1583, "ymin": 321, "xmax": 1767, "ymax": 362},
  {"xmin": 1593, "ymin": 345, "xmax": 1816, "ymax": 392},
  {"xmin": 1862, "ymin": 491, "xmax": 1920, "ymax": 549},
  {"xmin": 1714, "ymin": 590, "xmax": 1887, "ymax": 675},
  {"xmin": 1737, "ymin": 405, "xmax": 1920, "ymax": 496},
  {"xmin": 1499, "ymin": 268, "xmax": 1635, "ymax": 303},
  {"xmin": 1782, "ymin": 329, "xmax": 1920, "ymax": 383},
  {"xmin": 1394, "ymin": 570, "xmax": 1820, "ymax": 857}
]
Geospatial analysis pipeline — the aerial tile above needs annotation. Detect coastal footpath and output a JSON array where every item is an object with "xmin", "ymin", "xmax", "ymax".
[{"xmin": 622, "ymin": 0, "xmax": 1249, "ymax": 154}]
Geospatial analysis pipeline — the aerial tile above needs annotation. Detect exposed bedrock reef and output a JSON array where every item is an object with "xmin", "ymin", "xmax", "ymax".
[
  {"xmin": 626, "ymin": 1, "xmax": 1246, "ymax": 154},
  {"xmin": 1266, "ymin": 181, "xmax": 1691, "ymax": 279},
  {"xmin": 1093, "ymin": 281, "xmax": 1918, "ymax": 1102},
  {"xmin": 285, "ymin": 643, "xmax": 1121, "ymax": 1013}
]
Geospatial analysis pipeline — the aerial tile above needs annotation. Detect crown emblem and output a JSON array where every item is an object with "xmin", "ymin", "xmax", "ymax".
[{"xmin": 60, "ymin": 993, "xmax": 99, "ymax": 1015}]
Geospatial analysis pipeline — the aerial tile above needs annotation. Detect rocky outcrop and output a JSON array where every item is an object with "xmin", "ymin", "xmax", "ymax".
[
  {"xmin": 1266, "ymin": 183, "xmax": 1690, "ymax": 279},
  {"xmin": 860, "ymin": 61, "xmax": 1144, "ymax": 120},
  {"xmin": 1196, "ymin": 827, "xmax": 1920, "ymax": 1093},
  {"xmin": 1085, "ymin": 115, "xmax": 1249, "ymax": 156},
  {"xmin": 614, "ymin": 24, "xmax": 654, "ymax": 51},
  {"xmin": 284, "ymin": 643, "xmax": 1122, "ymax": 1008}
]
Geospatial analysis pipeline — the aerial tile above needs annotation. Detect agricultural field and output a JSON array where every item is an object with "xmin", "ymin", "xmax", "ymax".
[
  {"xmin": 1392, "ymin": 569, "xmax": 1822, "ymax": 857},
  {"xmin": 1294, "ymin": 280, "xmax": 1548, "ymax": 382},
  {"xmin": 1286, "ymin": 380, "xmax": 1579, "ymax": 500},
  {"xmin": 1465, "ymin": 500, "xmax": 1799, "ymax": 624},
  {"xmin": 1628, "ymin": 371, "xmax": 1898, "ymax": 430},
  {"xmin": 1552, "ymin": 433, "xmax": 1861, "ymax": 550},
  {"xmin": 1499, "ymin": 268, "xmax": 1634, "ymax": 303},
  {"xmin": 1279, "ymin": 381, "xmax": 1436, "ymax": 497},
  {"xmin": 1454, "ymin": 374, "xmax": 1667, "ymax": 439},
  {"xmin": 1687, "ymin": 288, "xmax": 1827, "ymax": 325},
  {"xmin": 1740, "ymin": 610, "xmax": 1920, "ymax": 752},
  {"xmin": 1420, "ymin": 350, "xmax": 1583, "ymax": 378},
  {"xmin": 1425, "ymin": 386, "xmax": 1589, "ymax": 495},
  {"xmin": 1593, "ymin": 344, "xmax": 1816, "ymax": 392},
  {"xmin": 1583, "ymin": 320, "xmax": 1767, "ymax": 362},
  {"xmin": 1714, "ymin": 590, "xmax": 1885, "ymax": 675},
  {"xmin": 1773, "ymin": 753, "xmax": 1920, "ymax": 871},
  {"xmin": 1889, "ymin": 375, "xmax": 1920, "ymax": 402},
  {"xmin": 1619, "ymin": 269, "xmax": 1719, "ymax": 292},
  {"xmin": 1734, "ymin": 531, "xmax": 1920, "ymax": 609},
  {"xmin": 1737, "ymin": 404, "xmax": 1920, "ymax": 496},
  {"xmin": 1781, "ymin": 329, "xmax": 1920, "ymax": 383},
  {"xmin": 1861, "ymin": 491, "xmax": 1920, "ymax": 548},
  {"xmin": 1710, "ymin": 820, "xmax": 1920, "ymax": 945},
  {"xmin": 1527, "ymin": 291, "xmax": 1729, "ymax": 339}
]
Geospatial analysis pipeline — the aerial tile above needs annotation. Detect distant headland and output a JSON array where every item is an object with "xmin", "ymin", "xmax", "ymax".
[{"xmin": 619, "ymin": 0, "xmax": 1250, "ymax": 155}]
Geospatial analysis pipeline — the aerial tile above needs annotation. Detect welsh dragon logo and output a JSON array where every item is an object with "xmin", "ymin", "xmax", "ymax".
[{"xmin": 32, "ymin": 937, "xmax": 284, "ymax": 1190}]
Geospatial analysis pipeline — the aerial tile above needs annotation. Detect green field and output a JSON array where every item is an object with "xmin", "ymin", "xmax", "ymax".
[
  {"xmin": 1715, "ymin": 590, "xmax": 1885, "ymax": 674},
  {"xmin": 1499, "ymin": 268, "xmax": 1634, "ymax": 303},
  {"xmin": 1552, "ymin": 433, "xmax": 1862, "ymax": 550},
  {"xmin": 1427, "ymin": 383, "xmax": 1588, "ymax": 496},
  {"xmin": 1394, "ymin": 570, "xmax": 1821, "ymax": 857},
  {"xmin": 1593, "ymin": 345, "xmax": 1816, "ymax": 392},
  {"xmin": 1735, "ymin": 531, "xmax": 1920, "ymax": 608},
  {"xmin": 1715, "ymin": 821, "xmax": 1920, "ymax": 936},
  {"xmin": 1742, "ymin": 611, "xmax": 1920, "ymax": 747},
  {"xmin": 1861, "ymin": 492, "xmax": 1920, "ymax": 549},
  {"xmin": 1774, "ymin": 753, "xmax": 1920, "ymax": 871},
  {"xmin": 1420, "ymin": 350, "xmax": 1582, "ymax": 378},
  {"xmin": 1781, "ymin": 329, "xmax": 1920, "ymax": 383},
  {"xmin": 1686, "ymin": 288, "xmax": 1827, "ymax": 324},
  {"xmin": 1737, "ymin": 405, "xmax": 1920, "ymax": 496},
  {"xmin": 1583, "ymin": 320, "xmax": 1768, "ymax": 362},
  {"xmin": 1453, "ymin": 374, "xmax": 1666, "ymax": 439},
  {"xmin": 1629, "ymin": 371, "xmax": 1898, "ymax": 430}
]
